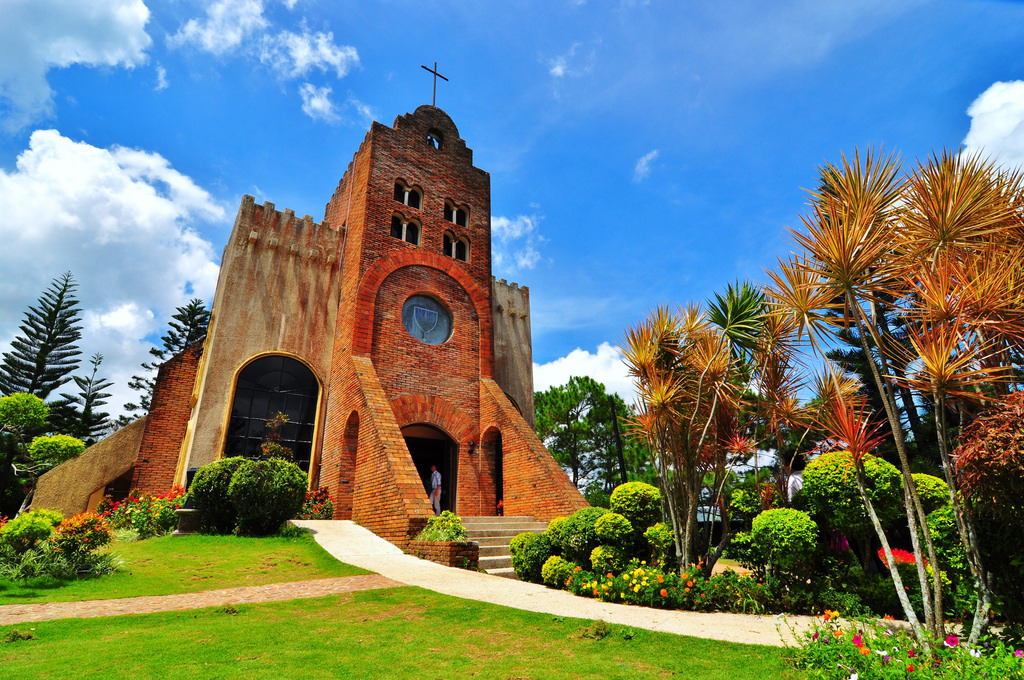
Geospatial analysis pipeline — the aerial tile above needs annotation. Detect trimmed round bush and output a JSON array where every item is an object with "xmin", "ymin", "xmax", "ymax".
[
  {"xmin": 912, "ymin": 473, "xmax": 950, "ymax": 515},
  {"xmin": 594, "ymin": 512, "xmax": 633, "ymax": 546},
  {"xmin": 541, "ymin": 555, "xmax": 576, "ymax": 589},
  {"xmin": 544, "ymin": 516, "xmax": 568, "ymax": 552},
  {"xmin": 802, "ymin": 451, "xmax": 902, "ymax": 537},
  {"xmin": 609, "ymin": 482, "xmax": 661, "ymax": 532},
  {"xmin": 751, "ymin": 508, "xmax": 817, "ymax": 576},
  {"xmin": 27, "ymin": 434, "xmax": 86, "ymax": 466},
  {"xmin": 190, "ymin": 457, "xmax": 246, "ymax": 534},
  {"xmin": 558, "ymin": 506, "xmax": 610, "ymax": 565},
  {"xmin": 590, "ymin": 544, "xmax": 628, "ymax": 575},
  {"xmin": 510, "ymin": 532, "xmax": 552, "ymax": 584},
  {"xmin": 228, "ymin": 458, "xmax": 308, "ymax": 536},
  {"xmin": 644, "ymin": 522, "xmax": 675, "ymax": 568}
]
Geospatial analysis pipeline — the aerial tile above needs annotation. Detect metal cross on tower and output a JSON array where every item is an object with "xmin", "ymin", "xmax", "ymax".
[{"xmin": 420, "ymin": 61, "xmax": 448, "ymax": 107}]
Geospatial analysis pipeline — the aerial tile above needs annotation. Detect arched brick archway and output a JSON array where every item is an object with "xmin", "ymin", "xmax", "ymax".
[
  {"xmin": 332, "ymin": 410, "xmax": 359, "ymax": 519},
  {"xmin": 351, "ymin": 251, "xmax": 493, "ymax": 377},
  {"xmin": 480, "ymin": 426, "xmax": 502, "ymax": 515}
]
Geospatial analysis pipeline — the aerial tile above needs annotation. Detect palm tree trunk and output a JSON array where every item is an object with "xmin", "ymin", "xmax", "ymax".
[
  {"xmin": 854, "ymin": 302, "xmax": 942, "ymax": 638},
  {"xmin": 856, "ymin": 465, "xmax": 930, "ymax": 651}
]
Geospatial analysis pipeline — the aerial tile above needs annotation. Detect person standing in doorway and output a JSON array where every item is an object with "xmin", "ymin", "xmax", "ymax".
[{"xmin": 430, "ymin": 465, "xmax": 442, "ymax": 516}]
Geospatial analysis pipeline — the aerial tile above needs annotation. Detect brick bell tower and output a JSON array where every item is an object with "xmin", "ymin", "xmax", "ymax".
[{"xmin": 317, "ymin": 106, "xmax": 585, "ymax": 544}]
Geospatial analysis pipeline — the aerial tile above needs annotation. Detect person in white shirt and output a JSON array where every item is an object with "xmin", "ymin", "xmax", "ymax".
[{"xmin": 430, "ymin": 465, "xmax": 442, "ymax": 516}]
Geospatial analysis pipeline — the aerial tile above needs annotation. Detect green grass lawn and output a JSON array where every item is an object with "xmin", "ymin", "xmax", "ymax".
[
  {"xmin": 0, "ymin": 533, "xmax": 368, "ymax": 604},
  {"xmin": 0, "ymin": 587, "xmax": 804, "ymax": 679}
]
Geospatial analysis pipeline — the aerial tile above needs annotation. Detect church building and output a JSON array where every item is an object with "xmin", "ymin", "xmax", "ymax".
[{"xmin": 36, "ymin": 105, "xmax": 586, "ymax": 546}]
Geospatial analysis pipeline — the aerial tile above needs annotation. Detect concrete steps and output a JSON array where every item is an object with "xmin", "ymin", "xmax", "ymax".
[{"xmin": 461, "ymin": 516, "xmax": 548, "ymax": 578}]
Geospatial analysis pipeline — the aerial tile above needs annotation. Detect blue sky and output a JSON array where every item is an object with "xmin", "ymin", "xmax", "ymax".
[{"xmin": 2, "ymin": 0, "xmax": 1024, "ymax": 416}]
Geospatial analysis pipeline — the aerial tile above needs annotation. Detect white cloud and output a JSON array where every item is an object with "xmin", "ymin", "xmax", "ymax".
[
  {"xmin": 155, "ymin": 65, "xmax": 168, "ymax": 91},
  {"xmin": 281, "ymin": 0, "xmax": 299, "ymax": 8},
  {"xmin": 534, "ymin": 342, "xmax": 635, "ymax": 402},
  {"xmin": 259, "ymin": 27, "xmax": 359, "ymax": 80},
  {"xmin": 548, "ymin": 42, "xmax": 595, "ymax": 79},
  {"xmin": 963, "ymin": 81, "xmax": 1024, "ymax": 170},
  {"xmin": 0, "ymin": 0, "xmax": 151, "ymax": 130},
  {"xmin": 0, "ymin": 130, "xmax": 226, "ymax": 418},
  {"xmin": 348, "ymin": 97, "xmax": 376, "ymax": 127},
  {"xmin": 170, "ymin": 0, "xmax": 268, "ymax": 55},
  {"xmin": 633, "ymin": 149, "xmax": 659, "ymax": 182},
  {"xmin": 492, "ymin": 214, "xmax": 545, "ymax": 273},
  {"xmin": 299, "ymin": 83, "xmax": 338, "ymax": 122}
]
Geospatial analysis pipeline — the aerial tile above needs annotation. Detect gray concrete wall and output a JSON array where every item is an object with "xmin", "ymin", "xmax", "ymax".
[
  {"xmin": 183, "ymin": 196, "xmax": 345, "ymax": 471},
  {"xmin": 490, "ymin": 277, "xmax": 535, "ymax": 427}
]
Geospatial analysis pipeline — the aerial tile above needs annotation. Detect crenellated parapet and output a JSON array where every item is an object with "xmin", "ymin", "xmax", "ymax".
[{"xmin": 491, "ymin": 277, "xmax": 535, "ymax": 427}]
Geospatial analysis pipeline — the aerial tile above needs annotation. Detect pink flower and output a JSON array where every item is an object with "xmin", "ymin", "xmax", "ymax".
[
  {"xmin": 1015, "ymin": 650, "xmax": 1023, "ymax": 658},
  {"xmin": 945, "ymin": 634, "xmax": 959, "ymax": 648},
  {"xmin": 852, "ymin": 634, "xmax": 863, "ymax": 645}
]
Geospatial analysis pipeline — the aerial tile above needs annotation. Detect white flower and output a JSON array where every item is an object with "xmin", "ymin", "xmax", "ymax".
[{"xmin": 970, "ymin": 648, "xmax": 982, "ymax": 658}]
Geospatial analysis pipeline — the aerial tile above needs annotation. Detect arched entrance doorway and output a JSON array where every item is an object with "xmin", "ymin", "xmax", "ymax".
[{"xmin": 402, "ymin": 424, "xmax": 456, "ymax": 514}]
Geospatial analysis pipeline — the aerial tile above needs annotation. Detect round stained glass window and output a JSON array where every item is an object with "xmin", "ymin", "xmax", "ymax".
[{"xmin": 402, "ymin": 295, "xmax": 452, "ymax": 345}]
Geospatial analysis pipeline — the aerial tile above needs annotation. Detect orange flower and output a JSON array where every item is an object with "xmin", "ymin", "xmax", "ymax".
[
  {"xmin": 607, "ymin": 573, "xmax": 614, "ymax": 579},
  {"xmin": 833, "ymin": 630, "xmax": 844, "ymax": 638},
  {"xmin": 884, "ymin": 614, "xmax": 894, "ymax": 620},
  {"xmin": 657, "ymin": 574, "xmax": 664, "ymax": 584},
  {"xmin": 687, "ymin": 580, "xmax": 694, "ymax": 587},
  {"xmin": 685, "ymin": 587, "xmax": 690, "ymax": 593},
  {"xmin": 859, "ymin": 647, "xmax": 870, "ymax": 656},
  {"xmin": 681, "ymin": 573, "xmax": 690, "ymax": 580},
  {"xmin": 660, "ymin": 589, "xmax": 668, "ymax": 597}
]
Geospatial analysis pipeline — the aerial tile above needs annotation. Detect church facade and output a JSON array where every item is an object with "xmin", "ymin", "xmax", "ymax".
[{"xmin": 93, "ymin": 106, "xmax": 586, "ymax": 545}]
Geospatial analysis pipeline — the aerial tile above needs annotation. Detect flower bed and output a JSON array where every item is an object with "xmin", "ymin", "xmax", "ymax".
[
  {"xmin": 561, "ymin": 559, "xmax": 770, "ymax": 615},
  {"xmin": 787, "ymin": 611, "xmax": 1024, "ymax": 679}
]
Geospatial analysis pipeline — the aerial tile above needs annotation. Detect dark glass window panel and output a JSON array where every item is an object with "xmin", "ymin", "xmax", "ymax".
[
  {"xmin": 455, "ymin": 239, "xmax": 467, "ymax": 261},
  {"xmin": 408, "ymin": 190, "xmax": 421, "ymax": 210},
  {"xmin": 225, "ymin": 355, "xmax": 320, "ymax": 473},
  {"xmin": 394, "ymin": 183, "xmax": 404, "ymax": 202},
  {"xmin": 456, "ymin": 209, "xmax": 467, "ymax": 227},
  {"xmin": 405, "ymin": 223, "xmax": 419, "ymax": 245},
  {"xmin": 443, "ymin": 233, "xmax": 453, "ymax": 256},
  {"xmin": 444, "ymin": 204, "xmax": 453, "ymax": 222},
  {"xmin": 391, "ymin": 216, "xmax": 403, "ymax": 238}
]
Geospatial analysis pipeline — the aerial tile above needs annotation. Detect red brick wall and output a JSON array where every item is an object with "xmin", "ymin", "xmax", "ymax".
[
  {"xmin": 132, "ymin": 343, "xmax": 202, "ymax": 493},
  {"xmin": 480, "ymin": 379, "xmax": 588, "ymax": 521},
  {"xmin": 409, "ymin": 540, "xmax": 479, "ymax": 570}
]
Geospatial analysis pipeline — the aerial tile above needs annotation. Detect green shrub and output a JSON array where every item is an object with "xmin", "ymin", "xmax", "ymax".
[
  {"xmin": 594, "ymin": 512, "xmax": 633, "ymax": 545},
  {"xmin": 415, "ymin": 511, "xmax": 468, "ymax": 542},
  {"xmin": 802, "ymin": 451, "xmax": 902, "ymax": 537},
  {"xmin": 48, "ymin": 512, "xmax": 111, "ymax": 557},
  {"xmin": 927, "ymin": 504, "xmax": 967, "ymax": 577},
  {"xmin": 912, "ymin": 473, "xmax": 950, "ymax": 515},
  {"xmin": 228, "ymin": 458, "xmax": 308, "ymax": 536},
  {"xmin": 558, "ymin": 506, "xmax": 610, "ymax": 565},
  {"xmin": 644, "ymin": 522, "xmax": 676, "ymax": 569},
  {"xmin": 725, "ymin": 531, "xmax": 763, "ymax": 573},
  {"xmin": 609, "ymin": 481, "xmax": 661, "ymax": 532},
  {"xmin": 509, "ymin": 532, "xmax": 552, "ymax": 584},
  {"xmin": 544, "ymin": 516, "xmax": 567, "ymax": 551},
  {"xmin": 27, "ymin": 434, "xmax": 86, "ymax": 466},
  {"xmin": 0, "ymin": 508, "xmax": 63, "ymax": 553},
  {"xmin": 190, "ymin": 457, "xmax": 246, "ymax": 534},
  {"xmin": 750, "ymin": 508, "xmax": 817, "ymax": 577},
  {"xmin": 583, "ymin": 481, "xmax": 611, "ymax": 508},
  {"xmin": 590, "ymin": 544, "xmax": 628, "ymax": 575},
  {"xmin": 541, "ymin": 555, "xmax": 576, "ymax": 589}
]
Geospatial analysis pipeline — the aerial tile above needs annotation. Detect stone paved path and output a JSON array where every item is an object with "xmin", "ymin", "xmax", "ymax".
[{"xmin": 0, "ymin": 574, "xmax": 402, "ymax": 625}]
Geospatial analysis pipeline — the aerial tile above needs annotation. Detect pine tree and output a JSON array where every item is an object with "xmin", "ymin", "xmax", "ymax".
[
  {"xmin": 49, "ymin": 353, "xmax": 113, "ymax": 444},
  {"xmin": 0, "ymin": 272, "xmax": 82, "ymax": 399},
  {"xmin": 121, "ymin": 298, "xmax": 210, "ymax": 422}
]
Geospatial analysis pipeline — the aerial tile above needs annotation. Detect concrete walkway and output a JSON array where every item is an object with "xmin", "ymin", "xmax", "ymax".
[{"xmin": 293, "ymin": 520, "xmax": 815, "ymax": 647}]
